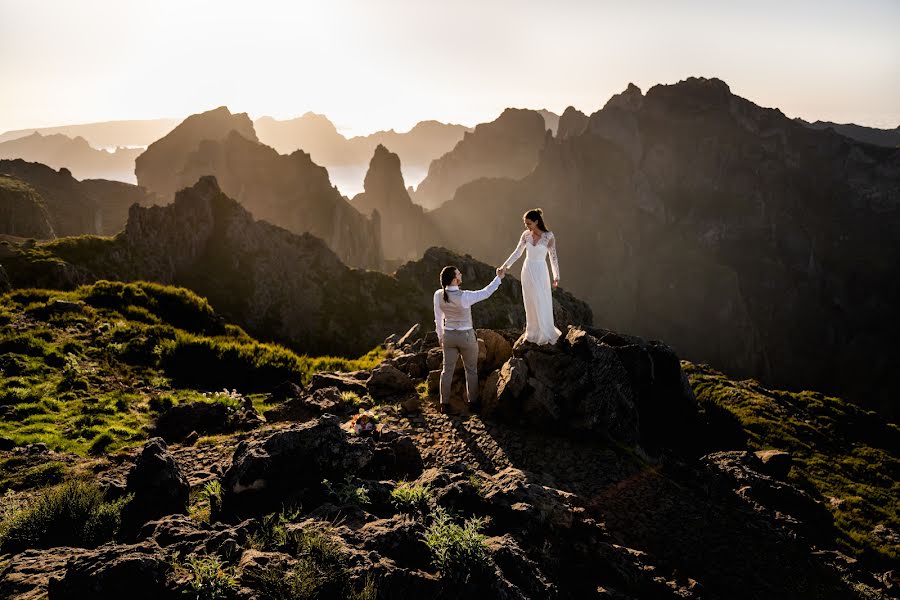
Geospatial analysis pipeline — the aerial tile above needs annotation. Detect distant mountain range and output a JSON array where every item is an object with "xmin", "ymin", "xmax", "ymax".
[
  {"xmin": 795, "ymin": 118, "xmax": 900, "ymax": 147},
  {"xmin": 0, "ymin": 132, "xmax": 142, "ymax": 182}
]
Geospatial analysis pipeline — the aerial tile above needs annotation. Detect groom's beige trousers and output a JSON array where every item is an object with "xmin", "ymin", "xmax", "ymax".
[{"xmin": 440, "ymin": 329, "xmax": 479, "ymax": 405}]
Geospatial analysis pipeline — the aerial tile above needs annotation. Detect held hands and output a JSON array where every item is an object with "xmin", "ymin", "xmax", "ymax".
[{"xmin": 496, "ymin": 267, "xmax": 506, "ymax": 279}]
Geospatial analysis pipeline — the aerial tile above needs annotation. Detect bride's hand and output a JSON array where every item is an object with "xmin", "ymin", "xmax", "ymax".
[{"xmin": 552, "ymin": 279, "xmax": 559, "ymax": 289}]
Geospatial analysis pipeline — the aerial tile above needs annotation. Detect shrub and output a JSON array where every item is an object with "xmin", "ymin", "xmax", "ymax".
[
  {"xmin": 422, "ymin": 508, "xmax": 490, "ymax": 583},
  {"xmin": 159, "ymin": 332, "xmax": 306, "ymax": 392},
  {"xmin": 87, "ymin": 431, "xmax": 115, "ymax": 456},
  {"xmin": 390, "ymin": 481, "xmax": 432, "ymax": 514},
  {"xmin": 322, "ymin": 477, "xmax": 369, "ymax": 506},
  {"xmin": 174, "ymin": 552, "xmax": 238, "ymax": 600},
  {"xmin": 0, "ymin": 480, "xmax": 129, "ymax": 554}
]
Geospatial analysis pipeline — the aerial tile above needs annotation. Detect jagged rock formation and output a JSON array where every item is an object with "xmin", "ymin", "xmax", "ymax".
[
  {"xmin": 424, "ymin": 77, "xmax": 900, "ymax": 419},
  {"xmin": 1, "ymin": 177, "xmax": 592, "ymax": 356},
  {"xmin": 411, "ymin": 108, "xmax": 549, "ymax": 210},
  {"xmin": 135, "ymin": 106, "xmax": 259, "ymax": 200},
  {"xmin": 0, "ymin": 132, "xmax": 141, "ymax": 182},
  {"xmin": 556, "ymin": 106, "xmax": 589, "ymax": 139},
  {"xmin": 0, "ymin": 175, "xmax": 55, "ymax": 238},
  {"xmin": 796, "ymin": 118, "xmax": 900, "ymax": 148},
  {"xmin": 254, "ymin": 112, "xmax": 469, "ymax": 168},
  {"xmin": 0, "ymin": 159, "xmax": 159, "ymax": 236},
  {"xmin": 173, "ymin": 130, "xmax": 383, "ymax": 269},
  {"xmin": 352, "ymin": 145, "xmax": 437, "ymax": 263}
]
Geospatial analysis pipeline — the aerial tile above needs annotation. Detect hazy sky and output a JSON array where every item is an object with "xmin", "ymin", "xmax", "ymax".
[{"xmin": 2, "ymin": 0, "xmax": 898, "ymax": 136}]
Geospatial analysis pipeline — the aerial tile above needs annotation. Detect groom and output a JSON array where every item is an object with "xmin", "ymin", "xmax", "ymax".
[{"xmin": 433, "ymin": 265, "xmax": 506, "ymax": 415}]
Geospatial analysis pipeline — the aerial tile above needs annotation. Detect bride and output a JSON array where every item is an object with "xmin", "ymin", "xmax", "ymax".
[{"xmin": 501, "ymin": 208, "xmax": 562, "ymax": 345}]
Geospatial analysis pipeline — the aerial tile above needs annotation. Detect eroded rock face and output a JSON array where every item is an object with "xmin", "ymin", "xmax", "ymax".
[
  {"xmin": 119, "ymin": 438, "xmax": 190, "ymax": 539},
  {"xmin": 173, "ymin": 130, "xmax": 383, "ymax": 269},
  {"xmin": 352, "ymin": 144, "xmax": 437, "ymax": 264},
  {"xmin": 46, "ymin": 541, "xmax": 172, "ymax": 600},
  {"xmin": 412, "ymin": 108, "xmax": 549, "ymax": 210},
  {"xmin": 0, "ymin": 174, "xmax": 55, "ymax": 238},
  {"xmin": 418, "ymin": 77, "xmax": 900, "ymax": 419},
  {"xmin": 135, "ymin": 106, "xmax": 258, "ymax": 200}
]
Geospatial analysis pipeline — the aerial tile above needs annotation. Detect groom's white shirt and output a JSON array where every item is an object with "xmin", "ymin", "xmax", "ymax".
[{"xmin": 433, "ymin": 276, "xmax": 502, "ymax": 343}]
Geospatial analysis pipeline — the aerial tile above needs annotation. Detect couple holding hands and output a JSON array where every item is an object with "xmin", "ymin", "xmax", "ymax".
[{"xmin": 432, "ymin": 209, "xmax": 561, "ymax": 415}]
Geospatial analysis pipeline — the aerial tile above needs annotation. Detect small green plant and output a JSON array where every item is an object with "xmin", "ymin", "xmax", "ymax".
[
  {"xmin": 0, "ymin": 479, "xmax": 130, "ymax": 554},
  {"xmin": 340, "ymin": 390, "xmax": 364, "ymax": 405},
  {"xmin": 249, "ymin": 509, "xmax": 299, "ymax": 550},
  {"xmin": 201, "ymin": 480, "xmax": 223, "ymax": 523},
  {"xmin": 390, "ymin": 481, "xmax": 432, "ymax": 514},
  {"xmin": 422, "ymin": 507, "xmax": 490, "ymax": 583},
  {"xmin": 174, "ymin": 552, "xmax": 238, "ymax": 600},
  {"xmin": 322, "ymin": 477, "xmax": 370, "ymax": 506},
  {"xmin": 468, "ymin": 474, "xmax": 484, "ymax": 497}
]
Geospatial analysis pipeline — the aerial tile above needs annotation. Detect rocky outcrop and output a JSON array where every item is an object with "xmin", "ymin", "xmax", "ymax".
[
  {"xmin": 556, "ymin": 106, "xmax": 589, "ymax": 139},
  {"xmin": 352, "ymin": 144, "xmax": 437, "ymax": 263},
  {"xmin": 0, "ymin": 132, "xmax": 141, "ymax": 182},
  {"xmin": 0, "ymin": 159, "xmax": 158, "ymax": 237},
  {"xmin": 412, "ymin": 108, "xmax": 549, "ymax": 210},
  {"xmin": 119, "ymin": 438, "xmax": 190, "ymax": 538},
  {"xmin": 419, "ymin": 77, "xmax": 900, "ymax": 419},
  {"xmin": 173, "ymin": 130, "xmax": 383, "ymax": 269},
  {"xmin": 135, "ymin": 106, "xmax": 258, "ymax": 200},
  {"xmin": 0, "ymin": 175, "xmax": 55, "ymax": 238}
]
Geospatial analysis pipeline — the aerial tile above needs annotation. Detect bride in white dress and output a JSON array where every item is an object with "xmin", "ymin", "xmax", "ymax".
[{"xmin": 501, "ymin": 208, "xmax": 562, "ymax": 345}]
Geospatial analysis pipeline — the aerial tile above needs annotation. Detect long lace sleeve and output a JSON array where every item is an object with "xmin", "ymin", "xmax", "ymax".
[
  {"xmin": 547, "ymin": 233, "xmax": 560, "ymax": 281},
  {"xmin": 502, "ymin": 231, "xmax": 527, "ymax": 269}
]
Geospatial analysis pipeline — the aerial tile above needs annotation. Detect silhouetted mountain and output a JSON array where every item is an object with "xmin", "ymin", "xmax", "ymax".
[
  {"xmin": 173, "ymin": 130, "xmax": 383, "ymax": 270},
  {"xmin": 351, "ymin": 145, "xmax": 436, "ymax": 264},
  {"xmin": 426, "ymin": 77, "xmax": 900, "ymax": 419},
  {"xmin": 254, "ymin": 113, "xmax": 470, "ymax": 168},
  {"xmin": 0, "ymin": 175, "xmax": 55, "ymax": 238},
  {"xmin": 0, "ymin": 159, "xmax": 159, "ymax": 237},
  {"xmin": 557, "ymin": 106, "xmax": 589, "ymax": 139},
  {"xmin": 411, "ymin": 108, "xmax": 549, "ymax": 210},
  {"xmin": 796, "ymin": 118, "xmax": 900, "ymax": 148},
  {"xmin": 2, "ymin": 176, "xmax": 592, "ymax": 356},
  {"xmin": 135, "ymin": 107, "xmax": 259, "ymax": 200},
  {"xmin": 0, "ymin": 132, "xmax": 141, "ymax": 182},
  {"xmin": 0, "ymin": 117, "xmax": 178, "ymax": 147}
]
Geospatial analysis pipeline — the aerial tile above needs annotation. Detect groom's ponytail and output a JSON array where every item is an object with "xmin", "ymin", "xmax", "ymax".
[{"xmin": 440, "ymin": 266, "xmax": 457, "ymax": 303}]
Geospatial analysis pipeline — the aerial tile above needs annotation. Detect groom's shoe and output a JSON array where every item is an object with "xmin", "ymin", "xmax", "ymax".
[
  {"xmin": 439, "ymin": 403, "xmax": 461, "ymax": 416},
  {"xmin": 468, "ymin": 399, "xmax": 482, "ymax": 414}
]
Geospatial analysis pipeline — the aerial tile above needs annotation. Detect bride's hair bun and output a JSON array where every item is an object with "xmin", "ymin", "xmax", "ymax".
[{"xmin": 535, "ymin": 208, "xmax": 543, "ymax": 215}]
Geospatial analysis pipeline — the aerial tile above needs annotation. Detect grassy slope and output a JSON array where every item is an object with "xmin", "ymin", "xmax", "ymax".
[
  {"xmin": 685, "ymin": 361, "xmax": 899, "ymax": 565},
  {"xmin": 0, "ymin": 280, "xmax": 384, "ymax": 461}
]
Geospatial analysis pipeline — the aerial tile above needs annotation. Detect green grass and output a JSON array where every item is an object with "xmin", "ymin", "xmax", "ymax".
[
  {"xmin": 0, "ymin": 281, "xmax": 386, "ymax": 460},
  {"xmin": 390, "ymin": 481, "xmax": 432, "ymax": 515},
  {"xmin": 172, "ymin": 552, "xmax": 237, "ymax": 600},
  {"xmin": 685, "ymin": 361, "xmax": 899, "ymax": 565},
  {"xmin": 422, "ymin": 507, "xmax": 490, "ymax": 582},
  {"xmin": 0, "ymin": 479, "xmax": 129, "ymax": 554}
]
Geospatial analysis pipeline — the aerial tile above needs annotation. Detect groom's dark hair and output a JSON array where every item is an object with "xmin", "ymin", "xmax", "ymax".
[{"xmin": 440, "ymin": 266, "xmax": 458, "ymax": 303}]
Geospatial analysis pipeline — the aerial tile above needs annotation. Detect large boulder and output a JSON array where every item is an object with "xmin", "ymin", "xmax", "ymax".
[
  {"xmin": 119, "ymin": 438, "xmax": 190, "ymax": 538},
  {"xmin": 367, "ymin": 363, "xmax": 416, "ymax": 399},
  {"xmin": 484, "ymin": 326, "xmax": 697, "ymax": 449},
  {"xmin": 46, "ymin": 541, "xmax": 173, "ymax": 600},
  {"xmin": 703, "ymin": 451, "xmax": 835, "ymax": 544},
  {"xmin": 220, "ymin": 415, "xmax": 372, "ymax": 519}
]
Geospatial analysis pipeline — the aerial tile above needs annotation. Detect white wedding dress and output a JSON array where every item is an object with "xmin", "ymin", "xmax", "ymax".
[{"xmin": 502, "ymin": 229, "xmax": 562, "ymax": 345}]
